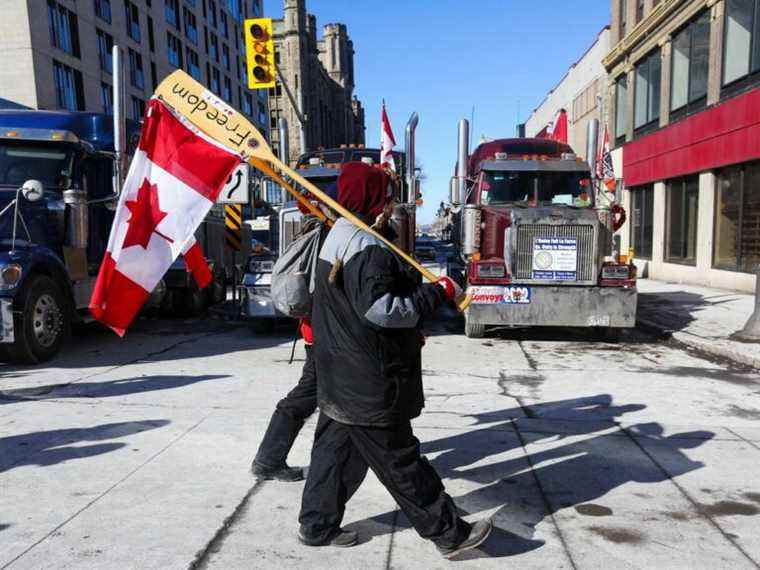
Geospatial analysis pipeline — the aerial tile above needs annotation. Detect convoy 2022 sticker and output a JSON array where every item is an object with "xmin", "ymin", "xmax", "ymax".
[
  {"xmin": 469, "ymin": 286, "xmax": 531, "ymax": 304},
  {"xmin": 532, "ymin": 237, "xmax": 578, "ymax": 280}
]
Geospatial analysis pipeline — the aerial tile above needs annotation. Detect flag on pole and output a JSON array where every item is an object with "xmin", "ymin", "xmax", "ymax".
[
  {"xmin": 89, "ymin": 98, "xmax": 240, "ymax": 336},
  {"xmin": 380, "ymin": 100, "xmax": 396, "ymax": 172},
  {"xmin": 596, "ymin": 125, "xmax": 616, "ymax": 191},
  {"xmin": 536, "ymin": 109, "xmax": 568, "ymax": 144}
]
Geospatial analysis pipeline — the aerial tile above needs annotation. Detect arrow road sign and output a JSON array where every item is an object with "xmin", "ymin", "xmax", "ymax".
[{"xmin": 218, "ymin": 163, "xmax": 249, "ymax": 204}]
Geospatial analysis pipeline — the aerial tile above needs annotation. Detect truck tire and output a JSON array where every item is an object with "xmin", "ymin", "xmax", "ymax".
[
  {"xmin": 250, "ymin": 318, "xmax": 275, "ymax": 335},
  {"xmin": 7, "ymin": 275, "xmax": 69, "ymax": 363},
  {"xmin": 172, "ymin": 287, "xmax": 206, "ymax": 317},
  {"xmin": 464, "ymin": 312, "xmax": 486, "ymax": 338},
  {"xmin": 595, "ymin": 327, "xmax": 621, "ymax": 343}
]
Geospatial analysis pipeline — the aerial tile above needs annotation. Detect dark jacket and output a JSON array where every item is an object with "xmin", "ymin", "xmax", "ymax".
[{"xmin": 312, "ymin": 217, "xmax": 446, "ymax": 427}]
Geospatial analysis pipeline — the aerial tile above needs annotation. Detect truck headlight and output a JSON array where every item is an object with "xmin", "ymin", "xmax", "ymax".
[
  {"xmin": 601, "ymin": 264, "xmax": 630, "ymax": 280},
  {"xmin": 476, "ymin": 263, "xmax": 506, "ymax": 278},
  {"xmin": 0, "ymin": 264, "xmax": 22, "ymax": 289}
]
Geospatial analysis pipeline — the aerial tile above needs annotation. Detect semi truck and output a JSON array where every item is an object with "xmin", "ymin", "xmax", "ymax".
[
  {"xmin": 240, "ymin": 114, "xmax": 421, "ymax": 332},
  {"xmin": 0, "ymin": 109, "xmax": 247, "ymax": 363},
  {"xmin": 448, "ymin": 119, "xmax": 637, "ymax": 339}
]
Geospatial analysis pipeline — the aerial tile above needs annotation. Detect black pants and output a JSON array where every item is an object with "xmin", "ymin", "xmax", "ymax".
[
  {"xmin": 254, "ymin": 345, "xmax": 318, "ymax": 468},
  {"xmin": 298, "ymin": 413, "xmax": 470, "ymax": 549}
]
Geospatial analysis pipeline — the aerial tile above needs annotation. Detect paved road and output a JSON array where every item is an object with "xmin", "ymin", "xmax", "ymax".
[{"xmin": 1, "ymin": 313, "xmax": 759, "ymax": 569}]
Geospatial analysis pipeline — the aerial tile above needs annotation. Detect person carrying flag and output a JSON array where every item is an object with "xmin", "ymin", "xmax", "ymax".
[{"xmin": 297, "ymin": 162, "xmax": 492, "ymax": 558}]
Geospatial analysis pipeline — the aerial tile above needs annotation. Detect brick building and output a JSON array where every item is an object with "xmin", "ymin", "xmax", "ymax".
[
  {"xmin": 606, "ymin": 0, "xmax": 760, "ymax": 292},
  {"xmin": 0, "ymin": 0, "xmax": 268, "ymax": 135},
  {"xmin": 268, "ymin": 0, "xmax": 365, "ymax": 164}
]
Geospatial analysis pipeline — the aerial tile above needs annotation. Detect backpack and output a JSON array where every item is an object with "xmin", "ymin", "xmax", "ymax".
[{"xmin": 270, "ymin": 224, "xmax": 325, "ymax": 318}]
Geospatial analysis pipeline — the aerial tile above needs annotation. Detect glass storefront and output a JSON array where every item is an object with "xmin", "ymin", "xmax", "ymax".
[
  {"xmin": 666, "ymin": 176, "xmax": 700, "ymax": 265},
  {"xmin": 630, "ymin": 185, "xmax": 654, "ymax": 259},
  {"xmin": 714, "ymin": 162, "xmax": 760, "ymax": 272}
]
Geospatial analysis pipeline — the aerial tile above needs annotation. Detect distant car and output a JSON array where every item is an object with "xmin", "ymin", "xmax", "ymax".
[{"xmin": 415, "ymin": 245, "xmax": 437, "ymax": 261}]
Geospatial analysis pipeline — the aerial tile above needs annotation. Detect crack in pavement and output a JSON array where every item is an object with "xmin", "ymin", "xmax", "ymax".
[{"xmin": 1, "ymin": 414, "xmax": 211, "ymax": 569}]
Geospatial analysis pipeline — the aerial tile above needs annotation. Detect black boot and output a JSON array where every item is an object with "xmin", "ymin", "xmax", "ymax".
[
  {"xmin": 436, "ymin": 518, "xmax": 493, "ymax": 559},
  {"xmin": 251, "ymin": 460, "xmax": 305, "ymax": 482},
  {"xmin": 253, "ymin": 409, "xmax": 306, "ymax": 481},
  {"xmin": 297, "ymin": 527, "xmax": 358, "ymax": 547}
]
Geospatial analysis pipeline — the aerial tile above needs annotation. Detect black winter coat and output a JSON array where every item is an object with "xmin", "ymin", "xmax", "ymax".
[{"xmin": 312, "ymin": 217, "xmax": 446, "ymax": 427}]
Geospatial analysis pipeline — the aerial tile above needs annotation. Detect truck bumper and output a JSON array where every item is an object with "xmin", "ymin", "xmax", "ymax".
[
  {"xmin": 0, "ymin": 298, "xmax": 14, "ymax": 343},
  {"xmin": 466, "ymin": 284, "xmax": 637, "ymax": 328},
  {"xmin": 241, "ymin": 286, "xmax": 278, "ymax": 319}
]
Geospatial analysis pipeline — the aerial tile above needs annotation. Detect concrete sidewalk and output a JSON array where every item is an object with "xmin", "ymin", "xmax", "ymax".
[{"xmin": 636, "ymin": 279, "xmax": 760, "ymax": 368}]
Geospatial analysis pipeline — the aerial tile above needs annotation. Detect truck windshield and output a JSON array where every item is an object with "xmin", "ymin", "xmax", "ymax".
[
  {"xmin": 0, "ymin": 141, "xmax": 73, "ymax": 189},
  {"xmin": 480, "ymin": 170, "xmax": 592, "ymax": 208}
]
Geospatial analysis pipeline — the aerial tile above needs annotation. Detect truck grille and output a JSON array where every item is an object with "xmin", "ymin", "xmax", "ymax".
[{"xmin": 514, "ymin": 224, "xmax": 597, "ymax": 283}]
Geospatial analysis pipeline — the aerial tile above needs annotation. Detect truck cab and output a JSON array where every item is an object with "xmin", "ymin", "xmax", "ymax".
[
  {"xmin": 0, "ymin": 110, "xmax": 140, "ymax": 362},
  {"xmin": 449, "ymin": 124, "xmax": 637, "ymax": 339}
]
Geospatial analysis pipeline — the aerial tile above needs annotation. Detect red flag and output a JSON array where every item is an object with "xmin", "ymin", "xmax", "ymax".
[
  {"xmin": 549, "ymin": 109, "xmax": 568, "ymax": 143},
  {"xmin": 89, "ymin": 98, "xmax": 239, "ymax": 335},
  {"xmin": 182, "ymin": 238, "xmax": 213, "ymax": 289},
  {"xmin": 380, "ymin": 101, "xmax": 396, "ymax": 172}
]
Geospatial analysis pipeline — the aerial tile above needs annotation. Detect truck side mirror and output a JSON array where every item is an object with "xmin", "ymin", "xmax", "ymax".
[{"xmin": 21, "ymin": 179, "xmax": 45, "ymax": 202}]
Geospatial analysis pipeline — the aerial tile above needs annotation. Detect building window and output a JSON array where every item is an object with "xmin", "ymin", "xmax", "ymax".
[
  {"xmin": 211, "ymin": 67, "xmax": 221, "ymax": 94},
  {"xmin": 96, "ymin": 29, "xmax": 114, "ymax": 74},
  {"xmin": 242, "ymin": 91, "xmax": 253, "ymax": 115},
  {"xmin": 184, "ymin": 8, "xmax": 198, "ymax": 45},
  {"xmin": 48, "ymin": 1, "xmax": 81, "ymax": 58},
  {"xmin": 148, "ymin": 16, "xmax": 156, "ymax": 52},
  {"xmin": 209, "ymin": 33, "xmax": 219, "ymax": 61},
  {"xmin": 131, "ymin": 96, "xmax": 146, "ymax": 120},
  {"xmin": 128, "ymin": 48, "xmax": 144, "ymax": 90},
  {"xmin": 636, "ymin": 0, "xmax": 644, "ymax": 23},
  {"xmin": 209, "ymin": 0, "xmax": 218, "ymax": 27},
  {"xmin": 629, "ymin": 185, "xmax": 654, "ymax": 259},
  {"xmin": 222, "ymin": 44, "xmax": 230, "ymax": 71},
  {"xmin": 166, "ymin": 0, "xmax": 179, "ymax": 29},
  {"xmin": 258, "ymin": 100, "xmax": 267, "ymax": 127},
  {"xmin": 101, "ymin": 82, "xmax": 113, "ymax": 114},
  {"xmin": 250, "ymin": 0, "xmax": 261, "ymax": 17},
  {"xmin": 168, "ymin": 33, "xmax": 183, "ymax": 68},
  {"xmin": 223, "ymin": 76, "xmax": 232, "ymax": 102},
  {"xmin": 94, "ymin": 0, "xmax": 112, "ymax": 23},
  {"xmin": 184, "ymin": 47, "xmax": 199, "ymax": 79},
  {"xmin": 714, "ymin": 162, "xmax": 760, "ymax": 272},
  {"xmin": 125, "ymin": 0, "xmax": 141, "ymax": 42},
  {"xmin": 614, "ymin": 74, "xmax": 628, "ymax": 145},
  {"xmin": 151, "ymin": 61, "xmax": 158, "ymax": 90},
  {"xmin": 634, "ymin": 48, "xmax": 661, "ymax": 134},
  {"xmin": 671, "ymin": 10, "xmax": 709, "ymax": 116},
  {"xmin": 723, "ymin": 0, "xmax": 760, "ymax": 87},
  {"xmin": 53, "ymin": 60, "xmax": 84, "ymax": 111},
  {"xmin": 665, "ymin": 175, "xmax": 700, "ymax": 265},
  {"xmin": 220, "ymin": 10, "xmax": 229, "ymax": 38}
]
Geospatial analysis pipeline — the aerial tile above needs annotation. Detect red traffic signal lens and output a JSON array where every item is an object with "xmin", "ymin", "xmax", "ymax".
[
  {"xmin": 252, "ymin": 66, "xmax": 267, "ymax": 81},
  {"xmin": 250, "ymin": 24, "xmax": 265, "ymax": 39}
]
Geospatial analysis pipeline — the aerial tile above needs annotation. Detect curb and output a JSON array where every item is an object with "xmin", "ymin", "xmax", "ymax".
[{"xmin": 637, "ymin": 316, "xmax": 760, "ymax": 370}]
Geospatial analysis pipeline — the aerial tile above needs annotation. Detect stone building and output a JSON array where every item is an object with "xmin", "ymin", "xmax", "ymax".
[
  {"xmin": 0, "ymin": 0, "xmax": 268, "ymax": 134},
  {"xmin": 605, "ymin": 0, "xmax": 760, "ymax": 292},
  {"xmin": 268, "ymin": 0, "xmax": 365, "ymax": 164},
  {"xmin": 525, "ymin": 27, "xmax": 611, "ymax": 160}
]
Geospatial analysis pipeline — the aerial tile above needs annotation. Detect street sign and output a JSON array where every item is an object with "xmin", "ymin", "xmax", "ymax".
[
  {"xmin": 225, "ymin": 204, "xmax": 242, "ymax": 251},
  {"xmin": 219, "ymin": 163, "xmax": 249, "ymax": 204}
]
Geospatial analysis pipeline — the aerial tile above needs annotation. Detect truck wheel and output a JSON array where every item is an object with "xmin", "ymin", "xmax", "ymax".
[
  {"xmin": 7, "ymin": 275, "xmax": 69, "ymax": 363},
  {"xmin": 172, "ymin": 287, "xmax": 206, "ymax": 317},
  {"xmin": 250, "ymin": 319, "xmax": 275, "ymax": 335},
  {"xmin": 464, "ymin": 312, "xmax": 485, "ymax": 338}
]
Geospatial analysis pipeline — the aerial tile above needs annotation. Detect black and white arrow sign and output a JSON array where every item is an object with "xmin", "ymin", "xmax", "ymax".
[{"xmin": 218, "ymin": 163, "xmax": 249, "ymax": 204}]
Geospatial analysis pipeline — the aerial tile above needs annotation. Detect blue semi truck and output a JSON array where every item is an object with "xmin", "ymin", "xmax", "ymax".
[{"xmin": 0, "ymin": 110, "xmax": 237, "ymax": 363}]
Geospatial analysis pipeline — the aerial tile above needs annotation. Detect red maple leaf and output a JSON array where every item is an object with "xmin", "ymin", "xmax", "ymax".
[{"xmin": 122, "ymin": 178, "xmax": 172, "ymax": 249}]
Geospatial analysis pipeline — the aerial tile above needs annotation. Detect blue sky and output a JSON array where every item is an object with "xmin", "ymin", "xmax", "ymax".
[{"xmin": 263, "ymin": 0, "xmax": 611, "ymax": 223}]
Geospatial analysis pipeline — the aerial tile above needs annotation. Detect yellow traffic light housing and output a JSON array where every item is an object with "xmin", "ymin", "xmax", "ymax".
[{"xmin": 245, "ymin": 18, "xmax": 275, "ymax": 89}]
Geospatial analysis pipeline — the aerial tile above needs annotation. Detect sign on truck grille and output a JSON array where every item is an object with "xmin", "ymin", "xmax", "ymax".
[{"xmin": 514, "ymin": 224, "xmax": 596, "ymax": 283}]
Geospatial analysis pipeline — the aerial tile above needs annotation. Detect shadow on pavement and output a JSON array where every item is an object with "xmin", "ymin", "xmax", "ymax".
[
  {"xmin": 353, "ymin": 394, "xmax": 714, "ymax": 560},
  {"xmin": 0, "ymin": 419, "xmax": 170, "ymax": 473},
  {"xmin": 0, "ymin": 374, "xmax": 230, "ymax": 404},
  {"xmin": 637, "ymin": 290, "xmax": 740, "ymax": 333}
]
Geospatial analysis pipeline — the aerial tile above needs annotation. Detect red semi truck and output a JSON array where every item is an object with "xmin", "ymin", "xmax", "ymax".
[{"xmin": 447, "ymin": 119, "xmax": 637, "ymax": 339}]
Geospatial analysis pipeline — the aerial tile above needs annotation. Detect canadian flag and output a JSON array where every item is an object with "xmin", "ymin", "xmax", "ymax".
[
  {"xmin": 90, "ymin": 98, "xmax": 240, "ymax": 336},
  {"xmin": 596, "ymin": 125, "xmax": 616, "ymax": 191},
  {"xmin": 548, "ymin": 109, "xmax": 568, "ymax": 144},
  {"xmin": 380, "ymin": 100, "xmax": 396, "ymax": 172}
]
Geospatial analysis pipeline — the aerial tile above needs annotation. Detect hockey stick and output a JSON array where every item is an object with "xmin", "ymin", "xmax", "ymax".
[{"xmin": 155, "ymin": 71, "xmax": 471, "ymax": 311}]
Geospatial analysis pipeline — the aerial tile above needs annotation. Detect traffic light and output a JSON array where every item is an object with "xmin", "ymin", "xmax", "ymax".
[{"xmin": 244, "ymin": 18, "xmax": 275, "ymax": 90}]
